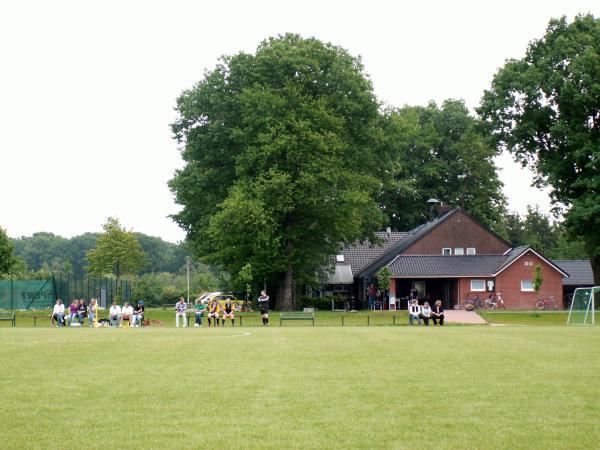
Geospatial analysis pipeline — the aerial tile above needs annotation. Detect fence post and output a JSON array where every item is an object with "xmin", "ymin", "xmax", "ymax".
[
  {"xmin": 393, "ymin": 315, "xmax": 396, "ymax": 326},
  {"xmin": 341, "ymin": 315, "xmax": 344, "ymax": 326},
  {"xmin": 240, "ymin": 316, "xmax": 243, "ymax": 327},
  {"xmin": 367, "ymin": 315, "xmax": 370, "ymax": 327},
  {"xmin": 10, "ymin": 279, "xmax": 13, "ymax": 310}
]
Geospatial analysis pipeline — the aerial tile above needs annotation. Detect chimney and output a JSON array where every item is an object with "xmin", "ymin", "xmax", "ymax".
[{"xmin": 426, "ymin": 198, "xmax": 440, "ymax": 221}]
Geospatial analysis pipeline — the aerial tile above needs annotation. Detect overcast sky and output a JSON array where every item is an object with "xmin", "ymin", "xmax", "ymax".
[{"xmin": 1, "ymin": 0, "xmax": 598, "ymax": 243}]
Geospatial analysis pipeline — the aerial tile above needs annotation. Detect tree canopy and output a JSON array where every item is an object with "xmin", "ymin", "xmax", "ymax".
[
  {"xmin": 378, "ymin": 100, "xmax": 506, "ymax": 231},
  {"xmin": 478, "ymin": 14, "xmax": 600, "ymax": 282},
  {"xmin": 170, "ymin": 34, "xmax": 385, "ymax": 309},
  {"xmin": 0, "ymin": 226, "xmax": 17, "ymax": 274},
  {"xmin": 86, "ymin": 218, "xmax": 146, "ymax": 296}
]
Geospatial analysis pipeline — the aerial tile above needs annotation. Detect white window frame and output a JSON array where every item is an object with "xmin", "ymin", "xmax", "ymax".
[
  {"xmin": 470, "ymin": 279, "xmax": 486, "ymax": 292},
  {"xmin": 442, "ymin": 248, "xmax": 451, "ymax": 256},
  {"xmin": 466, "ymin": 247, "xmax": 476, "ymax": 255},
  {"xmin": 521, "ymin": 280, "xmax": 534, "ymax": 292},
  {"xmin": 454, "ymin": 247, "xmax": 465, "ymax": 256}
]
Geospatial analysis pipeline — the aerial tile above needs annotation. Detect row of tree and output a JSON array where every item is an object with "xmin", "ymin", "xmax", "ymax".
[{"xmin": 170, "ymin": 16, "xmax": 600, "ymax": 309}]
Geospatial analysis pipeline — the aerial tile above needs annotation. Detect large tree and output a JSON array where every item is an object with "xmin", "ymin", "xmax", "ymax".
[
  {"xmin": 478, "ymin": 14, "xmax": 600, "ymax": 283},
  {"xmin": 378, "ymin": 100, "xmax": 506, "ymax": 231},
  {"xmin": 170, "ymin": 34, "xmax": 385, "ymax": 309},
  {"xmin": 0, "ymin": 226, "xmax": 17, "ymax": 274},
  {"xmin": 86, "ymin": 217, "xmax": 146, "ymax": 297}
]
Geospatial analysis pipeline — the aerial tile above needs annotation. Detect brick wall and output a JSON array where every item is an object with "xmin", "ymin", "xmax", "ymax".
[
  {"xmin": 403, "ymin": 211, "xmax": 510, "ymax": 255},
  {"xmin": 495, "ymin": 250, "xmax": 564, "ymax": 310}
]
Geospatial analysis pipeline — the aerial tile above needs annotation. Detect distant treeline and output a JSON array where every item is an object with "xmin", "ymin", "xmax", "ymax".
[{"xmin": 11, "ymin": 232, "xmax": 189, "ymax": 276}]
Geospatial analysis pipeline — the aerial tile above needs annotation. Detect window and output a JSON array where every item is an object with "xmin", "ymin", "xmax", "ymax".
[
  {"xmin": 470, "ymin": 280, "xmax": 485, "ymax": 291},
  {"xmin": 466, "ymin": 247, "xmax": 476, "ymax": 255},
  {"xmin": 454, "ymin": 247, "xmax": 464, "ymax": 255},
  {"xmin": 442, "ymin": 248, "xmax": 451, "ymax": 256},
  {"xmin": 336, "ymin": 254, "xmax": 345, "ymax": 262},
  {"xmin": 521, "ymin": 280, "xmax": 534, "ymax": 291}
]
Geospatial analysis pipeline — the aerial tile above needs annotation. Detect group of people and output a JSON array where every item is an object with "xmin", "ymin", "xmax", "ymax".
[
  {"xmin": 51, "ymin": 298, "xmax": 98, "ymax": 327},
  {"xmin": 176, "ymin": 290, "xmax": 271, "ymax": 328},
  {"xmin": 408, "ymin": 299, "xmax": 445, "ymax": 326},
  {"xmin": 108, "ymin": 301, "xmax": 145, "ymax": 327},
  {"xmin": 50, "ymin": 298, "xmax": 144, "ymax": 327}
]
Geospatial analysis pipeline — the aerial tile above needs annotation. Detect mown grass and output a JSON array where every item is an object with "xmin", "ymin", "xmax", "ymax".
[
  {"xmin": 479, "ymin": 311, "xmax": 572, "ymax": 326},
  {"xmin": 0, "ymin": 326, "xmax": 599, "ymax": 449}
]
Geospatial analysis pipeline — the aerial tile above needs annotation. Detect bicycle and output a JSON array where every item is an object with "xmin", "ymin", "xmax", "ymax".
[
  {"xmin": 462, "ymin": 293, "xmax": 484, "ymax": 309},
  {"xmin": 535, "ymin": 296, "xmax": 557, "ymax": 310},
  {"xmin": 484, "ymin": 292, "xmax": 505, "ymax": 310}
]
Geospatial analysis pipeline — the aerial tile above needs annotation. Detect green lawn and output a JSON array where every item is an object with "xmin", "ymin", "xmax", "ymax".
[
  {"xmin": 479, "ymin": 311, "xmax": 571, "ymax": 326},
  {"xmin": 0, "ymin": 326, "xmax": 598, "ymax": 449}
]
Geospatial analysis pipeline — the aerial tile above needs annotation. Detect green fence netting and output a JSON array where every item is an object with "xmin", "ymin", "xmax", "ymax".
[{"xmin": 0, "ymin": 274, "xmax": 131, "ymax": 310}]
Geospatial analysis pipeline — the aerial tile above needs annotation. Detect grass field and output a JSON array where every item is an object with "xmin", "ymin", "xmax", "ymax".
[{"xmin": 0, "ymin": 325, "xmax": 599, "ymax": 449}]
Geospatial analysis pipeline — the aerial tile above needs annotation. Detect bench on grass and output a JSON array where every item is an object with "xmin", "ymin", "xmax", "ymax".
[
  {"xmin": 280, "ymin": 308, "xmax": 315, "ymax": 326},
  {"xmin": 0, "ymin": 311, "xmax": 16, "ymax": 326}
]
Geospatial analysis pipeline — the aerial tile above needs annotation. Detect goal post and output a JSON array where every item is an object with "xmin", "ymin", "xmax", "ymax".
[{"xmin": 567, "ymin": 287, "xmax": 598, "ymax": 325}]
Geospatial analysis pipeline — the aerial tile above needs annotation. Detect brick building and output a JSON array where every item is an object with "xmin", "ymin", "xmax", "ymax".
[{"xmin": 328, "ymin": 208, "xmax": 570, "ymax": 310}]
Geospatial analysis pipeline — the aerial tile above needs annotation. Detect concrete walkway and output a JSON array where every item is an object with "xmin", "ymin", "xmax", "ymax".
[{"xmin": 444, "ymin": 310, "xmax": 488, "ymax": 324}]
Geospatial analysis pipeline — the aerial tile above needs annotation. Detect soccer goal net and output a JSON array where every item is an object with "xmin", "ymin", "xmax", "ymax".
[{"xmin": 567, "ymin": 287, "xmax": 598, "ymax": 325}]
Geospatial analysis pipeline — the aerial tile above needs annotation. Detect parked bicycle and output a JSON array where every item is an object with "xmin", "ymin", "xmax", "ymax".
[
  {"xmin": 462, "ymin": 293, "xmax": 484, "ymax": 309},
  {"xmin": 535, "ymin": 296, "xmax": 557, "ymax": 310},
  {"xmin": 484, "ymin": 292, "xmax": 505, "ymax": 310}
]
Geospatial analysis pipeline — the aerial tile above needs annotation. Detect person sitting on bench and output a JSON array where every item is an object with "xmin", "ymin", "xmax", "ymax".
[
  {"xmin": 121, "ymin": 302, "xmax": 134, "ymax": 327},
  {"xmin": 207, "ymin": 300, "xmax": 220, "ymax": 327},
  {"xmin": 51, "ymin": 299, "xmax": 65, "ymax": 327},
  {"xmin": 132, "ymin": 301, "xmax": 144, "ymax": 327},
  {"xmin": 420, "ymin": 301, "xmax": 431, "ymax": 326},
  {"xmin": 109, "ymin": 302, "xmax": 122, "ymax": 327},
  {"xmin": 77, "ymin": 299, "xmax": 88, "ymax": 325},
  {"xmin": 175, "ymin": 297, "xmax": 188, "ymax": 328},
  {"xmin": 431, "ymin": 300, "xmax": 444, "ymax": 326},
  {"xmin": 408, "ymin": 299, "xmax": 422, "ymax": 325},
  {"xmin": 221, "ymin": 298, "xmax": 235, "ymax": 327}
]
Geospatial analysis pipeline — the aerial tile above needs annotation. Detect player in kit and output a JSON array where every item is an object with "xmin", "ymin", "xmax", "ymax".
[
  {"xmin": 258, "ymin": 290, "xmax": 270, "ymax": 326},
  {"xmin": 207, "ymin": 299, "xmax": 220, "ymax": 327},
  {"xmin": 221, "ymin": 299, "xmax": 235, "ymax": 327}
]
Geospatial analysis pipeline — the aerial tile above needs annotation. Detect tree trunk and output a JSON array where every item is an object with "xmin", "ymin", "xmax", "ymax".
[
  {"xmin": 275, "ymin": 217, "xmax": 295, "ymax": 311},
  {"xmin": 591, "ymin": 254, "xmax": 600, "ymax": 286}
]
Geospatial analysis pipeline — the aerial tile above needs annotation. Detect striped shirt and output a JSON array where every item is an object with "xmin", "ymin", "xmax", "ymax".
[{"xmin": 175, "ymin": 302, "xmax": 187, "ymax": 313}]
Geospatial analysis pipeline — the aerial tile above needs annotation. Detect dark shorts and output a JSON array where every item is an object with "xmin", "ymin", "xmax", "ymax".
[{"xmin": 260, "ymin": 307, "xmax": 269, "ymax": 315}]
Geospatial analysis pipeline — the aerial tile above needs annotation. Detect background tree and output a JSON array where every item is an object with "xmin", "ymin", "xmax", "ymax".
[
  {"xmin": 238, "ymin": 263, "xmax": 254, "ymax": 309},
  {"xmin": 378, "ymin": 100, "xmax": 506, "ymax": 230},
  {"xmin": 479, "ymin": 14, "xmax": 600, "ymax": 283},
  {"xmin": 170, "ymin": 34, "xmax": 385, "ymax": 310},
  {"xmin": 0, "ymin": 226, "xmax": 17, "ymax": 274},
  {"xmin": 86, "ymin": 217, "xmax": 146, "ymax": 298},
  {"xmin": 533, "ymin": 265, "xmax": 544, "ymax": 293},
  {"xmin": 375, "ymin": 266, "xmax": 392, "ymax": 295}
]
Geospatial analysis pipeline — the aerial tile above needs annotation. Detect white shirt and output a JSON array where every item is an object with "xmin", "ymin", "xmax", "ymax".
[
  {"xmin": 409, "ymin": 304, "xmax": 421, "ymax": 315},
  {"xmin": 109, "ymin": 305, "xmax": 122, "ymax": 316},
  {"xmin": 421, "ymin": 306, "xmax": 431, "ymax": 317},
  {"xmin": 53, "ymin": 304, "xmax": 64, "ymax": 314},
  {"xmin": 121, "ymin": 305, "xmax": 133, "ymax": 316}
]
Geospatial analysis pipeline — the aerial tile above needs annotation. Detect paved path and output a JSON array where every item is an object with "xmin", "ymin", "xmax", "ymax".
[{"xmin": 444, "ymin": 310, "xmax": 488, "ymax": 324}]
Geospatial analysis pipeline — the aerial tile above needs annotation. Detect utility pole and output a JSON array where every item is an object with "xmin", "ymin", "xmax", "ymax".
[{"xmin": 186, "ymin": 256, "xmax": 191, "ymax": 304}]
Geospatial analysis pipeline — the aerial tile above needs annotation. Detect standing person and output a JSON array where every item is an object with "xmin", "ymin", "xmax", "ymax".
[
  {"xmin": 207, "ymin": 299, "xmax": 220, "ymax": 327},
  {"xmin": 88, "ymin": 299, "xmax": 98, "ymax": 327},
  {"xmin": 121, "ymin": 302, "xmax": 134, "ymax": 327},
  {"xmin": 109, "ymin": 301, "xmax": 122, "ymax": 327},
  {"xmin": 193, "ymin": 298, "xmax": 205, "ymax": 327},
  {"xmin": 175, "ymin": 297, "xmax": 188, "ymax": 328},
  {"xmin": 420, "ymin": 301, "xmax": 431, "ymax": 326},
  {"xmin": 221, "ymin": 298, "xmax": 235, "ymax": 327},
  {"xmin": 51, "ymin": 299, "xmax": 65, "ymax": 327},
  {"xmin": 431, "ymin": 300, "xmax": 445, "ymax": 326},
  {"xmin": 77, "ymin": 299, "xmax": 88, "ymax": 326},
  {"xmin": 132, "ymin": 301, "xmax": 144, "ymax": 328},
  {"xmin": 408, "ymin": 299, "xmax": 422, "ymax": 326},
  {"xmin": 258, "ymin": 290, "xmax": 270, "ymax": 327},
  {"xmin": 68, "ymin": 300, "xmax": 78, "ymax": 326},
  {"xmin": 367, "ymin": 283, "xmax": 377, "ymax": 310}
]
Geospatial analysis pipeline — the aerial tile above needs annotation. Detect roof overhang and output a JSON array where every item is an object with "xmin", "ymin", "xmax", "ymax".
[{"xmin": 493, "ymin": 248, "xmax": 570, "ymax": 278}]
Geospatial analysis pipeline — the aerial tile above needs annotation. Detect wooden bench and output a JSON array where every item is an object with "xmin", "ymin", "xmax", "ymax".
[
  {"xmin": 0, "ymin": 311, "xmax": 16, "ymax": 327},
  {"xmin": 280, "ymin": 308, "xmax": 315, "ymax": 326}
]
